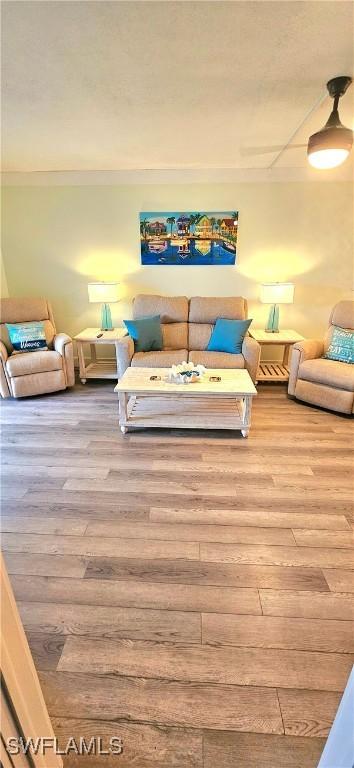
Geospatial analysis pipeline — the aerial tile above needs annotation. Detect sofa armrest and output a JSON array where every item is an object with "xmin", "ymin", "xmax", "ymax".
[
  {"xmin": 54, "ymin": 333, "xmax": 75, "ymax": 387},
  {"xmin": 117, "ymin": 335, "xmax": 135, "ymax": 378},
  {"xmin": 288, "ymin": 339, "xmax": 324, "ymax": 396},
  {"xmin": 242, "ymin": 335, "xmax": 260, "ymax": 383}
]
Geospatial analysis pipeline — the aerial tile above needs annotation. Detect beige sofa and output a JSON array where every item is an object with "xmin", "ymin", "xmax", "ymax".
[
  {"xmin": 117, "ymin": 294, "xmax": 260, "ymax": 381},
  {"xmin": 0, "ymin": 298, "xmax": 75, "ymax": 398},
  {"xmin": 288, "ymin": 300, "xmax": 354, "ymax": 414}
]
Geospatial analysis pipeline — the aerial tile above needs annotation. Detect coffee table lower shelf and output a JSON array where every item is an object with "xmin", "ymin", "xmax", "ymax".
[{"xmin": 118, "ymin": 394, "xmax": 252, "ymax": 436}]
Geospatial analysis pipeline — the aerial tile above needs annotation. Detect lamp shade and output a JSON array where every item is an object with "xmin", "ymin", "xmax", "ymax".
[
  {"xmin": 260, "ymin": 283, "xmax": 294, "ymax": 305},
  {"xmin": 88, "ymin": 282, "xmax": 120, "ymax": 304}
]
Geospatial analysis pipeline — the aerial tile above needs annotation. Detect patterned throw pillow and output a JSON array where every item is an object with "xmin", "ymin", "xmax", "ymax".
[
  {"xmin": 324, "ymin": 326, "xmax": 354, "ymax": 364},
  {"xmin": 6, "ymin": 321, "xmax": 48, "ymax": 354}
]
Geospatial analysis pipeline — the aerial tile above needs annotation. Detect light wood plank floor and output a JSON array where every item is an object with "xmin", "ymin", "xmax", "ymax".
[{"xmin": 1, "ymin": 381, "xmax": 353, "ymax": 768}]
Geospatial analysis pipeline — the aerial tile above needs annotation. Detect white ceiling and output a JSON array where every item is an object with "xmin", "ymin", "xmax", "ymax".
[{"xmin": 2, "ymin": 0, "xmax": 353, "ymax": 173}]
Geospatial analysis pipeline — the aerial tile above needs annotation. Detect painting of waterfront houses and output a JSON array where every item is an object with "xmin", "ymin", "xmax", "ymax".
[{"xmin": 140, "ymin": 211, "xmax": 238, "ymax": 265}]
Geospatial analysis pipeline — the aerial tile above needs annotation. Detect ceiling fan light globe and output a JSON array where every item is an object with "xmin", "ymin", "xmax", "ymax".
[
  {"xmin": 307, "ymin": 124, "xmax": 352, "ymax": 169},
  {"xmin": 308, "ymin": 148, "xmax": 350, "ymax": 169}
]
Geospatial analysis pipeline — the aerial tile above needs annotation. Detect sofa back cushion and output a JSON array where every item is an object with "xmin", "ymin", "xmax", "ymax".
[
  {"xmin": 162, "ymin": 323, "xmax": 188, "ymax": 350},
  {"xmin": 188, "ymin": 323, "xmax": 213, "ymax": 351},
  {"xmin": 0, "ymin": 297, "xmax": 56, "ymax": 353},
  {"xmin": 189, "ymin": 296, "xmax": 247, "ymax": 323},
  {"xmin": 133, "ymin": 294, "xmax": 189, "ymax": 323},
  {"xmin": 188, "ymin": 297, "xmax": 247, "ymax": 351}
]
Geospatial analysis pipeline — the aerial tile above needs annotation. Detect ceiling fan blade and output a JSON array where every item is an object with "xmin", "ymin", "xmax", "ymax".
[{"xmin": 241, "ymin": 143, "xmax": 307, "ymax": 156}]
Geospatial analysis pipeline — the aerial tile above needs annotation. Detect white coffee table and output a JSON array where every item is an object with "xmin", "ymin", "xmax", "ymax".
[{"xmin": 114, "ymin": 368, "xmax": 257, "ymax": 437}]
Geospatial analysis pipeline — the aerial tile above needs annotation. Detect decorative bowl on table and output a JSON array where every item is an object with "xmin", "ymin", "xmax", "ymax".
[{"xmin": 168, "ymin": 361, "xmax": 206, "ymax": 384}]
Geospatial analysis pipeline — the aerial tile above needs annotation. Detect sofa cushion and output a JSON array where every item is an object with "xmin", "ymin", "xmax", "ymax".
[
  {"xmin": 299, "ymin": 358, "xmax": 354, "ymax": 392},
  {"xmin": 132, "ymin": 350, "xmax": 188, "ymax": 367},
  {"xmin": 189, "ymin": 296, "xmax": 247, "ymax": 323},
  {"xmin": 188, "ymin": 323, "xmax": 213, "ymax": 351},
  {"xmin": 133, "ymin": 295, "xmax": 188, "ymax": 323},
  {"xmin": 162, "ymin": 322, "xmax": 188, "ymax": 350},
  {"xmin": 207, "ymin": 318, "xmax": 252, "ymax": 354},
  {"xmin": 6, "ymin": 350, "xmax": 63, "ymax": 377},
  {"xmin": 123, "ymin": 315, "xmax": 163, "ymax": 353},
  {"xmin": 189, "ymin": 350, "xmax": 245, "ymax": 369}
]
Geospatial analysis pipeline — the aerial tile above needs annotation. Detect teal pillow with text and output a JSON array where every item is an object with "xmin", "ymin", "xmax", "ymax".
[
  {"xmin": 324, "ymin": 327, "xmax": 354, "ymax": 364},
  {"xmin": 6, "ymin": 321, "xmax": 48, "ymax": 354}
]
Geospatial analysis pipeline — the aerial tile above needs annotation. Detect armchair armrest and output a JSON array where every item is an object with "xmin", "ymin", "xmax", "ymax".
[
  {"xmin": 54, "ymin": 332, "xmax": 72, "ymax": 355},
  {"xmin": 0, "ymin": 340, "xmax": 8, "ymax": 362},
  {"xmin": 0, "ymin": 341, "xmax": 11, "ymax": 398},
  {"xmin": 117, "ymin": 335, "xmax": 135, "ymax": 378},
  {"xmin": 54, "ymin": 333, "xmax": 75, "ymax": 387},
  {"xmin": 288, "ymin": 339, "xmax": 324, "ymax": 396},
  {"xmin": 242, "ymin": 335, "xmax": 261, "ymax": 383}
]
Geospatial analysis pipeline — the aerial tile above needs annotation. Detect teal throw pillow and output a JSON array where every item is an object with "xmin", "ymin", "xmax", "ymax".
[
  {"xmin": 207, "ymin": 318, "xmax": 252, "ymax": 354},
  {"xmin": 323, "ymin": 326, "xmax": 354, "ymax": 364},
  {"xmin": 123, "ymin": 315, "xmax": 163, "ymax": 353},
  {"xmin": 6, "ymin": 321, "xmax": 48, "ymax": 354}
]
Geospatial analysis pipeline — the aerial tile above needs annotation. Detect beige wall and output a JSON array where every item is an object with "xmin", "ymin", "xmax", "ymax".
[
  {"xmin": 1, "ymin": 251, "xmax": 9, "ymax": 297},
  {"xmin": 2, "ymin": 181, "xmax": 353, "ymax": 340}
]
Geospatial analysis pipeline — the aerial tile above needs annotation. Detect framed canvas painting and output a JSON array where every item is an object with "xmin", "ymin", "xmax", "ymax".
[{"xmin": 140, "ymin": 211, "xmax": 238, "ymax": 265}]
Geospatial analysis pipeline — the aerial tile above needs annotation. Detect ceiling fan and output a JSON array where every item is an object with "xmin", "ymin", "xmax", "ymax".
[{"xmin": 242, "ymin": 76, "xmax": 353, "ymax": 169}]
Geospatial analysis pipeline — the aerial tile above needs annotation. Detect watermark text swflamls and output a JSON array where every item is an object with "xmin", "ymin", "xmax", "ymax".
[{"xmin": 6, "ymin": 736, "xmax": 123, "ymax": 756}]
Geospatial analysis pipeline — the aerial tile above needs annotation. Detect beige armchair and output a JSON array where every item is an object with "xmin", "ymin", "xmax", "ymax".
[
  {"xmin": 117, "ymin": 294, "xmax": 260, "ymax": 382},
  {"xmin": 0, "ymin": 298, "xmax": 75, "ymax": 398},
  {"xmin": 288, "ymin": 300, "xmax": 354, "ymax": 414}
]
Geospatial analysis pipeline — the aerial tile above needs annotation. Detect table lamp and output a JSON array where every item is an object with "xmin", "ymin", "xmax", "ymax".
[
  {"xmin": 260, "ymin": 282, "xmax": 294, "ymax": 333},
  {"xmin": 88, "ymin": 282, "xmax": 120, "ymax": 330}
]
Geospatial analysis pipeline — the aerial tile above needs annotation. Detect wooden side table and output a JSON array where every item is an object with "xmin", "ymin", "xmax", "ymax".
[
  {"xmin": 249, "ymin": 329, "xmax": 304, "ymax": 382},
  {"xmin": 74, "ymin": 327, "xmax": 127, "ymax": 383}
]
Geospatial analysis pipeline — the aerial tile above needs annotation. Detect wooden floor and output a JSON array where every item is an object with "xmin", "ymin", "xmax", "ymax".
[{"xmin": 1, "ymin": 381, "xmax": 353, "ymax": 768}]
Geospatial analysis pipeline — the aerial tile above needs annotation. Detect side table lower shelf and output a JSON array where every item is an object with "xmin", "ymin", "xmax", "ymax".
[
  {"xmin": 257, "ymin": 362, "xmax": 290, "ymax": 382},
  {"xmin": 83, "ymin": 360, "xmax": 118, "ymax": 380}
]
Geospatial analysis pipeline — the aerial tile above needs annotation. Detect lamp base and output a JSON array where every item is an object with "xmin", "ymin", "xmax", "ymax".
[
  {"xmin": 100, "ymin": 303, "xmax": 113, "ymax": 331},
  {"xmin": 265, "ymin": 304, "xmax": 280, "ymax": 333}
]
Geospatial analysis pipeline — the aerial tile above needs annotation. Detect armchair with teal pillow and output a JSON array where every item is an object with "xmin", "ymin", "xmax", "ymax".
[
  {"xmin": 288, "ymin": 301, "xmax": 354, "ymax": 414},
  {"xmin": 0, "ymin": 297, "xmax": 75, "ymax": 398}
]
